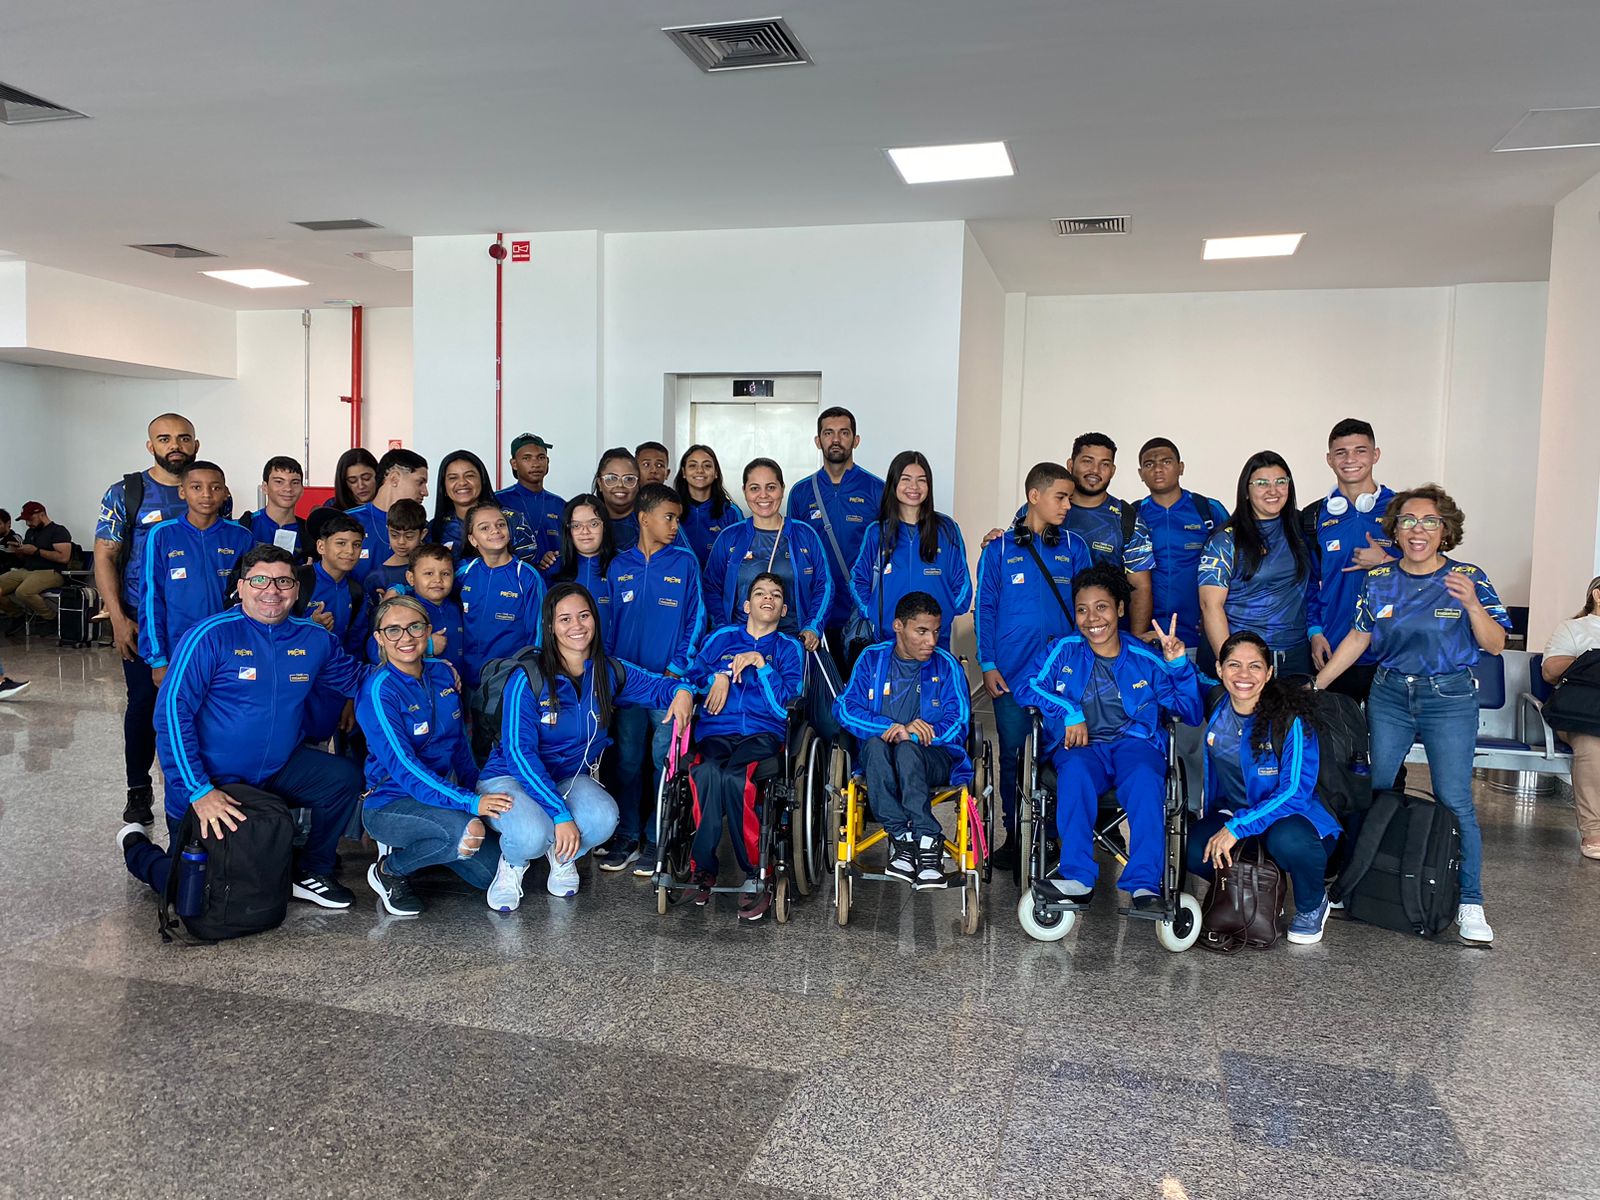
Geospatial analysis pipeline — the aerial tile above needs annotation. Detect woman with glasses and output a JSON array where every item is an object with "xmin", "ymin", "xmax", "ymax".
[
  {"xmin": 1315, "ymin": 484, "xmax": 1511, "ymax": 944},
  {"xmin": 674, "ymin": 444, "xmax": 743, "ymax": 567},
  {"xmin": 1541, "ymin": 576, "xmax": 1600, "ymax": 860},
  {"xmin": 543, "ymin": 494, "xmax": 617, "ymax": 598},
  {"xmin": 592, "ymin": 448, "xmax": 643, "ymax": 551},
  {"xmin": 1198, "ymin": 452, "xmax": 1320, "ymax": 677},
  {"xmin": 357, "ymin": 595, "xmax": 513, "ymax": 917}
]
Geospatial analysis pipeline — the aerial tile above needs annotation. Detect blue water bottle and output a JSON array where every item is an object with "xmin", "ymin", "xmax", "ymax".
[{"xmin": 175, "ymin": 841, "xmax": 208, "ymax": 918}]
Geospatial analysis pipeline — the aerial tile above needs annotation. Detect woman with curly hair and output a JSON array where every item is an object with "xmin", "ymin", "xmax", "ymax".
[
  {"xmin": 1193, "ymin": 630, "xmax": 1343, "ymax": 945},
  {"xmin": 1315, "ymin": 483, "xmax": 1511, "ymax": 944}
]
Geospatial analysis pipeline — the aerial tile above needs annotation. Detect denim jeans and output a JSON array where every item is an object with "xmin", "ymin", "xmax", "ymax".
[
  {"xmin": 1187, "ymin": 811, "xmax": 1336, "ymax": 914},
  {"xmin": 858, "ymin": 737, "xmax": 950, "ymax": 841},
  {"xmin": 479, "ymin": 773, "xmax": 619, "ymax": 867},
  {"xmin": 1367, "ymin": 666, "xmax": 1483, "ymax": 903},
  {"xmin": 991, "ymin": 691, "xmax": 1030, "ymax": 832},
  {"xmin": 362, "ymin": 796, "xmax": 500, "ymax": 889},
  {"xmin": 612, "ymin": 706, "xmax": 672, "ymax": 844}
]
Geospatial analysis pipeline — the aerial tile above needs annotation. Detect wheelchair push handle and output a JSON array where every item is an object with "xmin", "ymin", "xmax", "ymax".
[{"xmin": 666, "ymin": 720, "xmax": 692, "ymax": 773}]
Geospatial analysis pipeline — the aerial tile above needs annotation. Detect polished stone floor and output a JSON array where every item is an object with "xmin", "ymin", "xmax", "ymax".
[{"xmin": 2, "ymin": 639, "xmax": 1599, "ymax": 1199}]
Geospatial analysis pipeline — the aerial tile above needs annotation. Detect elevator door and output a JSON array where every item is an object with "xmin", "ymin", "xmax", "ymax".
[{"xmin": 688, "ymin": 401, "xmax": 820, "ymax": 500}]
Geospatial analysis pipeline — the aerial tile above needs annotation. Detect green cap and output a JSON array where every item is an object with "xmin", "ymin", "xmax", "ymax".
[{"xmin": 510, "ymin": 433, "xmax": 553, "ymax": 455}]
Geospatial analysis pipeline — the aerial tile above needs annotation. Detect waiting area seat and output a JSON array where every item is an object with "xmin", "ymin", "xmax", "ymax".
[{"xmin": 1402, "ymin": 650, "xmax": 1572, "ymax": 781}]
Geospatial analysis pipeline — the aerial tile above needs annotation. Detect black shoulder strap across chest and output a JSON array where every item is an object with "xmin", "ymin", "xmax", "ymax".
[
  {"xmin": 1020, "ymin": 533, "xmax": 1075, "ymax": 631},
  {"xmin": 115, "ymin": 471, "xmax": 145, "ymax": 576}
]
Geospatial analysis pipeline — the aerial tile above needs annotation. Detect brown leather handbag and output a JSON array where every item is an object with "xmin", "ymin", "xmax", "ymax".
[{"xmin": 1199, "ymin": 840, "xmax": 1286, "ymax": 953}]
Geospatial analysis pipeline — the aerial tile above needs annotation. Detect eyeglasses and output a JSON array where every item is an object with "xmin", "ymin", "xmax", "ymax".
[
  {"xmin": 1249, "ymin": 477, "xmax": 1290, "ymax": 490},
  {"xmin": 1395, "ymin": 515, "xmax": 1444, "ymax": 531},
  {"xmin": 569, "ymin": 519, "xmax": 603, "ymax": 533},
  {"xmin": 243, "ymin": 575, "xmax": 298, "ymax": 591},
  {"xmin": 378, "ymin": 620, "xmax": 431, "ymax": 642},
  {"xmin": 599, "ymin": 473, "xmax": 639, "ymax": 487}
]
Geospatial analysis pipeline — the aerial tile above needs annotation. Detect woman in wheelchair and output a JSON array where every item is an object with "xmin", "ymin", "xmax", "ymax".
[
  {"xmin": 834, "ymin": 590, "xmax": 971, "ymax": 889},
  {"xmin": 1190, "ymin": 630, "xmax": 1341, "ymax": 945},
  {"xmin": 682, "ymin": 572, "xmax": 806, "ymax": 919},
  {"xmin": 1019, "ymin": 562, "xmax": 1201, "ymax": 908},
  {"xmin": 476, "ymin": 582, "xmax": 694, "ymax": 912}
]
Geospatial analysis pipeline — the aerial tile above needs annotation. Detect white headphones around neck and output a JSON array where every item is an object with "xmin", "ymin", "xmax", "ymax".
[{"xmin": 1325, "ymin": 489, "xmax": 1378, "ymax": 516}]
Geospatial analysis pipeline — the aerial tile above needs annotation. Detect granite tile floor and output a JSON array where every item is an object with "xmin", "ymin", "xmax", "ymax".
[{"xmin": 3, "ymin": 639, "xmax": 1600, "ymax": 1199}]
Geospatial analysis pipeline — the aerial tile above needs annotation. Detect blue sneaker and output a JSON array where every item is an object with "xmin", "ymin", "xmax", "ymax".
[
  {"xmin": 1286, "ymin": 894, "xmax": 1332, "ymax": 945},
  {"xmin": 596, "ymin": 838, "xmax": 640, "ymax": 873},
  {"xmin": 631, "ymin": 843, "xmax": 659, "ymax": 879}
]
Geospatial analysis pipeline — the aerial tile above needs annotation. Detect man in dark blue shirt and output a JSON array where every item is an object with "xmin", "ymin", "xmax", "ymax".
[
  {"xmin": 496, "ymin": 433, "xmax": 566, "ymax": 570},
  {"xmin": 1132, "ymin": 438, "xmax": 1228, "ymax": 650},
  {"xmin": 1062, "ymin": 434, "xmax": 1155, "ymax": 636}
]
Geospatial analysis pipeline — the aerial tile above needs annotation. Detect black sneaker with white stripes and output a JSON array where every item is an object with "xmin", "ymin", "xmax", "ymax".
[
  {"xmin": 292, "ymin": 873, "xmax": 355, "ymax": 909},
  {"xmin": 366, "ymin": 857, "xmax": 423, "ymax": 917}
]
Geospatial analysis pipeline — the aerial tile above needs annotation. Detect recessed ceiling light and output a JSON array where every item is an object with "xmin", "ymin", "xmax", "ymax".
[
  {"xmin": 1202, "ymin": 233, "xmax": 1305, "ymax": 260},
  {"xmin": 1493, "ymin": 107, "xmax": 1600, "ymax": 152},
  {"xmin": 201, "ymin": 268, "xmax": 310, "ymax": 289},
  {"xmin": 885, "ymin": 141, "xmax": 1014, "ymax": 184}
]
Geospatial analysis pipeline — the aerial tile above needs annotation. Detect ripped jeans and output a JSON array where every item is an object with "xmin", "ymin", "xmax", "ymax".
[{"xmin": 362, "ymin": 796, "xmax": 500, "ymax": 890}]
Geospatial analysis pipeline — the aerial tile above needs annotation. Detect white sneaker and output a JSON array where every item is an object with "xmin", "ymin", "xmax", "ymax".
[
  {"xmin": 487, "ymin": 857, "xmax": 527, "ymax": 913},
  {"xmin": 546, "ymin": 851, "xmax": 581, "ymax": 898},
  {"xmin": 1457, "ymin": 903, "xmax": 1494, "ymax": 944}
]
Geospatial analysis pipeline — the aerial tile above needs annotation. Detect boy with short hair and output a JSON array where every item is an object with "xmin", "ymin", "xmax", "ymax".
[
  {"xmin": 140, "ymin": 461, "xmax": 254, "ymax": 683},
  {"xmin": 239, "ymin": 456, "xmax": 307, "ymax": 558},
  {"xmin": 404, "ymin": 543, "xmax": 466, "ymax": 677},
  {"xmin": 300, "ymin": 512, "xmax": 370, "ymax": 743},
  {"xmin": 366, "ymin": 498, "xmax": 429, "ymax": 604},
  {"xmin": 634, "ymin": 441, "xmax": 671, "ymax": 488}
]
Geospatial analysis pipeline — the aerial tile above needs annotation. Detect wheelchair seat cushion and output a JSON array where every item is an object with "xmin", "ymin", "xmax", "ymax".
[{"xmin": 752, "ymin": 756, "xmax": 784, "ymax": 784}]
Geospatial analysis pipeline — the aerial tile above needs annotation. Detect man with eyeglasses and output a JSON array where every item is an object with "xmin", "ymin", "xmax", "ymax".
[
  {"xmin": 1303, "ymin": 418, "xmax": 1395, "ymax": 701},
  {"xmin": 496, "ymin": 433, "xmax": 565, "ymax": 569},
  {"xmin": 114, "ymin": 545, "xmax": 370, "ymax": 910}
]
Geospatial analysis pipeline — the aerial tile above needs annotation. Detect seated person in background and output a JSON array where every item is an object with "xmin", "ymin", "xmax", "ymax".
[
  {"xmin": 1542, "ymin": 575, "xmax": 1600, "ymax": 860},
  {"xmin": 115, "ymin": 546, "xmax": 367, "ymax": 909},
  {"xmin": 140, "ymin": 460, "xmax": 253, "ymax": 682},
  {"xmin": 834, "ymin": 591, "xmax": 972, "ymax": 891},
  {"xmin": 684, "ymin": 573, "xmax": 806, "ymax": 919},
  {"xmin": 1194, "ymin": 630, "xmax": 1341, "ymax": 945},
  {"xmin": 357, "ymin": 595, "xmax": 509, "ymax": 918},
  {"xmin": 542, "ymin": 494, "xmax": 616, "ymax": 597},
  {"xmin": 1020, "ymin": 563, "xmax": 1201, "ymax": 908},
  {"xmin": 0, "ymin": 508, "xmax": 21, "ymax": 570},
  {"xmin": 298, "ymin": 513, "xmax": 370, "ymax": 745},
  {"xmin": 0, "ymin": 501, "xmax": 73, "ymax": 634},
  {"xmin": 477, "ymin": 582, "xmax": 694, "ymax": 911},
  {"xmin": 456, "ymin": 501, "xmax": 545, "ymax": 690},
  {"xmin": 364, "ymin": 497, "xmax": 429, "ymax": 605},
  {"xmin": 238, "ymin": 455, "xmax": 307, "ymax": 559},
  {"xmin": 400, "ymin": 543, "xmax": 466, "ymax": 678}
]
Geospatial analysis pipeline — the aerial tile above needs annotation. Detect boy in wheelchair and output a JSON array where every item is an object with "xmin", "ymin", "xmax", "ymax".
[
  {"xmin": 683, "ymin": 572, "xmax": 806, "ymax": 918},
  {"xmin": 835, "ymin": 591, "xmax": 972, "ymax": 890},
  {"xmin": 1020, "ymin": 563, "xmax": 1201, "ymax": 908}
]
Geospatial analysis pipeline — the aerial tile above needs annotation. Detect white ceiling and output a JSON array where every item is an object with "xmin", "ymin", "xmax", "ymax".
[{"xmin": 1, "ymin": 0, "xmax": 1597, "ymax": 310}]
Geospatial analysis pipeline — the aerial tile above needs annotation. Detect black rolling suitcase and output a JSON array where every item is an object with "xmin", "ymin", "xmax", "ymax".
[{"xmin": 57, "ymin": 581, "xmax": 99, "ymax": 648}]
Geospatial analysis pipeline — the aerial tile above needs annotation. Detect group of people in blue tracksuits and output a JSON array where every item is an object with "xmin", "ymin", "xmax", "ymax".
[{"xmin": 113, "ymin": 408, "xmax": 1512, "ymax": 947}]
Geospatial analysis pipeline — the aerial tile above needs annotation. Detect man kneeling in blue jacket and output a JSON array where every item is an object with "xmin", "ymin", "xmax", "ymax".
[
  {"xmin": 116, "ymin": 545, "xmax": 370, "ymax": 909},
  {"xmin": 835, "ymin": 591, "xmax": 972, "ymax": 890}
]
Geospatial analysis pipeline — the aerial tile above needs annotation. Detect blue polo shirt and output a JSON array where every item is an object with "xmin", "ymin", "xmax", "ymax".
[
  {"xmin": 1354, "ymin": 559, "xmax": 1510, "ymax": 676},
  {"xmin": 1134, "ymin": 491, "xmax": 1229, "ymax": 646}
]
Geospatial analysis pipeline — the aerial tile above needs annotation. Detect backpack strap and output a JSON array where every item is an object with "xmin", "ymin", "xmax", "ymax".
[
  {"xmin": 1330, "ymin": 788, "xmax": 1402, "ymax": 902},
  {"xmin": 1121, "ymin": 499, "xmax": 1138, "ymax": 549},
  {"xmin": 1397, "ymin": 797, "xmax": 1434, "ymax": 936},
  {"xmin": 810, "ymin": 477, "xmax": 852, "ymax": 581},
  {"xmin": 115, "ymin": 471, "xmax": 145, "ymax": 577},
  {"xmin": 1191, "ymin": 492, "xmax": 1218, "ymax": 533},
  {"xmin": 290, "ymin": 564, "xmax": 317, "ymax": 617}
]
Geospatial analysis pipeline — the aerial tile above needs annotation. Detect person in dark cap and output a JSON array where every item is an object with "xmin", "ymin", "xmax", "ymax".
[
  {"xmin": 0, "ymin": 501, "xmax": 73, "ymax": 634},
  {"xmin": 496, "ymin": 433, "xmax": 566, "ymax": 570}
]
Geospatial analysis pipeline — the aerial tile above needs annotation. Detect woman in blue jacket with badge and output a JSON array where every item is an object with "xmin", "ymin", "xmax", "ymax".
[
  {"xmin": 1198, "ymin": 452, "xmax": 1321, "ymax": 679},
  {"xmin": 851, "ymin": 450, "xmax": 971, "ymax": 652},
  {"xmin": 1190, "ymin": 630, "xmax": 1342, "ymax": 945},
  {"xmin": 358, "ymin": 595, "xmax": 513, "ymax": 918},
  {"xmin": 475, "ymin": 582, "xmax": 694, "ymax": 912},
  {"xmin": 703, "ymin": 458, "xmax": 831, "ymax": 650},
  {"xmin": 1315, "ymin": 484, "xmax": 1510, "ymax": 945},
  {"xmin": 674, "ymin": 444, "xmax": 743, "ymax": 567}
]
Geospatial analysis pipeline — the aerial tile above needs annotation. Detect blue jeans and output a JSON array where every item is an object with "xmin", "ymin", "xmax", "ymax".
[
  {"xmin": 612, "ymin": 706, "xmax": 672, "ymax": 845},
  {"xmin": 362, "ymin": 796, "xmax": 500, "ymax": 889},
  {"xmin": 992, "ymin": 691, "xmax": 1030, "ymax": 832},
  {"xmin": 1050, "ymin": 738, "xmax": 1165, "ymax": 893},
  {"xmin": 479, "ymin": 773, "xmax": 618, "ymax": 867},
  {"xmin": 1367, "ymin": 666, "xmax": 1484, "ymax": 902},
  {"xmin": 1187, "ymin": 811, "xmax": 1336, "ymax": 913},
  {"xmin": 858, "ymin": 737, "xmax": 950, "ymax": 841}
]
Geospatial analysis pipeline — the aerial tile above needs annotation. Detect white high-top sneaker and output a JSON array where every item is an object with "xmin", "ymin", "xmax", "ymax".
[{"xmin": 1456, "ymin": 903, "xmax": 1494, "ymax": 944}]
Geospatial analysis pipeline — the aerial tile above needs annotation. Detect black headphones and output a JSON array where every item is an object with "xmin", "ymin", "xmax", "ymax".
[{"xmin": 1011, "ymin": 515, "xmax": 1060, "ymax": 548}]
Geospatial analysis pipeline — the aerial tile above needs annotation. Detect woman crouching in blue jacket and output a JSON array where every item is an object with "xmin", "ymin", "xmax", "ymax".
[{"xmin": 1190, "ymin": 630, "xmax": 1342, "ymax": 945}]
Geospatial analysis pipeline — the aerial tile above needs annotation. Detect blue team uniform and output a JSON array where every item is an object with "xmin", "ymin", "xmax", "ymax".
[
  {"xmin": 835, "ymin": 643, "xmax": 974, "ymax": 785},
  {"xmin": 680, "ymin": 496, "xmax": 744, "ymax": 567},
  {"xmin": 238, "ymin": 509, "xmax": 305, "ymax": 559},
  {"xmin": 1201, "ymin": 706, "xmax": 1341, "ymax": 841},
  {"xmin": 363, "ymin": 561, "xmax": 412, "ymax": 607},
  {"xmin": 704, "ymin": 518, "xmax": 832, "ymax": 640},
  {"xmin": 1133, "ymin": 492, "xmax": 1229, "ymax": 646},
  {"xmin": 688, "ymin": 624, "xmax": 806, "ymax": 742},
  {"xmin": 602, "ymin": 544, "xmax": 706, "ymax": 677},
  {"xmin": 138, "ymin": 516, "xmax": 254, "ymax": 669},
  {"xmin": 1061, "ymin": 496, "xmax": 1156, "ymax": 574},
  {"xmin": 788, "ymin": 465, "xmax": 885, "ymax": 630},
  {"xmin": 1353, "ymin": 560, "xmax": 1511, "ymax": 675},
  {"xmin": 1305, "ymin": 487, "xmax": 1396, "ymax": 661},
  {"xmin": 357, "ymin": 659, "xmax": 480, "ymax": 813},
  {"xmin": 495, "ymin": 483, "xmax": 567, "ymax": 564},
  {"xmin": 302, "ymin": 563, "xmax": 372, "ymax": 740},
  {"xmin": 541, "ymin": 553, "xmax": 607, "ymax": 600},
  {"xmin": 611, "ymin": 511, "xmax": 640, "ymax": 552},
  {"xmin": 850, "ymin": 517, "xmax": 972, "ymax": 650},
  {"xmin": 96, "ymin": 471, "xmax": 188, "ymax": 610},
  {"xmin": 1198, "ymin": 518, "xmax": 1322, "ymax": 653},
  {"xmin": 345, "ymin": 502, "xmax": 390, "ymax": 586},
  {"xmin": 974, "ymin": 526, "xmax": 1095, "ymax": 685},
  {"xmin": 455, "ymin": 557, "xmax": 545, "ymax": 686},
  {"xmin": 432, "ymin": 507, "xmax": 538, "ymax": 562}
]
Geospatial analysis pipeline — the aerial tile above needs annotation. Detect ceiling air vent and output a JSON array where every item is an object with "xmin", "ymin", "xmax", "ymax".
[
  {"xmin": 129, "ymin": 243, "xmax": 220, "ymax": 259},
  {"xmin": 1054, "ymin": 215, "xmax": 1129, "ymax": 236},
  {"xmin": 0, "ymin": 81, "xmax": 87, "ymax": 125},
  {"xmin": 663, "ymin": 17, "xmax": 812, "ymax": 72},
  {"xmin": 294, "ymin": 218, "xmax": 383, "ymax": 232}
]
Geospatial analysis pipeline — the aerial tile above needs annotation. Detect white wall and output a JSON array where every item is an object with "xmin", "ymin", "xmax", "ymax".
[
  {"xmin": 0, "ymin": 362, "xmax": 58, "ymax": 527},
  {"xmin": 1015, "ymin": 283, "xmax": 1547, "ymax": 603}
]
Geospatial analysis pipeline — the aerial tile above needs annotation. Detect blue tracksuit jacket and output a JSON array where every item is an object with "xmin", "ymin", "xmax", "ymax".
[
  {"xmin": 688, "ymin": 624, "xmax": 805, "ymax": 742},
  {"xmin": 364, "ymin": 560, "xmax": 413, "ymax": 608},
  {"xmin": 788, "ymin": 465, "xmax": 885, "ymax": 629},
  {"xmin": 432, "ymin": 507, "xmax": 538, "ymax": 562},
  {"xmin": 1132, "ymin": 491, "xmax": 1229, "ymax": 647},
  {"xmin": 154, "ymin": 609, "xmax": 369, "ymax": 817},
  {"xmin": 455, "ymin": 556, "xmax": 545, "ymax": 686},
  {"xmin": 345, "ymin": 502, "xmax": 390, "ymax": 586},
  {"xmin": 851, "ymin": 517, "xmax": 972, "ymax": 648},
  {"xmin": 680, "ymin": 496, "xmax": 744, "ymax": 567},
  {"xmin": 238, "ymin": 509, "xmax": 305, "ymax": 559},
  {"xmin": 975, "ymin": 526, "xmax": 1094, "ymax": 685},
  {"xmin": 357, "ymin": 660, "xmax": 481, "ymax": 812},
  {"xmin": 96, "ymin": 471, "xmax": 188, "ymax": 610},
  {"xmin": 303, "ymin": 563, "xmax": 373, "ymax": 739},
  {"xmin": 483, "ymin": 656, "xmax": 691, "ymax": 823},
  {"xmin": 495, "ymin": 483, "xmax": 567, "ymax": 564},
  {"xmin": 541, "ymin": 553, "xmax": 608, "ymax": 601},
  {"xmin": 1304, "ymin": 487, "xmax": 1396, "ymax": 660},
  {"xmin": 834, "ymin": 642, "xmax": 973, "ymax": 785},
  {"xmin": 138, "ymin": 515, "xmax": 254, "ymax": 668},
  {"xmin": 1203, "ymin": 706, "xmax": 1341, "ymax": 840},
  {"xmin": 388, "ymin": 591, "xmax": 468, "ymax": 677},
  {"xmin": 704, "ymin": 518, "xmax": 833, "ymax": 639},
  {"xmin": 1198, "ymin": 518, "xmax": 1322, "ymax": 650},
  {"xmin": 602, "ymin": 544, "xmax": 705, "ymax": 677},
  {"xmin": 1020, "ymin": 635, "xmax": 1203, "ymax": 748}
]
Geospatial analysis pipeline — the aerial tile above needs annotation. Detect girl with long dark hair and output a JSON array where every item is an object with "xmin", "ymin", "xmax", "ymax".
[
  {"xmin": 429, "ymin": 449, "xmax": 535, "ymax": 558},
  {"xmin": 674, "ymin": 444, "xmax": 742, "ymax": 566},
  {"xmin": 544, "ymin": 494, "xmax": 617, "ymax": 596},
  {"xmin": 328, "ymin": 448, "xmax": 380, "ymax": 511},
  {"xmin": 850, "ymin": 450, "xmax": 971, "ymax": 650},
  {"xmin": 475, "ymin": 582, "xmax": 694, "ymax": 911},
  {"xmin": 1190, "ymin": 630, "xmax": 1342, "ymax": 945},
  {"xmin": 1197, "ymin": 451, "xmax": 1317, "ymax": 676}
]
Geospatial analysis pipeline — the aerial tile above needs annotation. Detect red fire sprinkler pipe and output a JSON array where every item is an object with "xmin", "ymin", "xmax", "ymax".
[
  {"xmin": 493, "ymin": 233, "xmax": 506, "ymax": 488},
  {"xmin": 349, "ymin": 304, "xmax": 365, "ymax": 449}
]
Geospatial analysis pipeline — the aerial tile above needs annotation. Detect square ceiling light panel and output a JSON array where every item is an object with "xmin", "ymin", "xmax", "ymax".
[
  {"xmin": 1494, "ymin": 108, "xmax": 1600, "ymax": 152},
  {"xmin": 1202, "ymin": 233, "xmax": 1305, "ymax": 260},
  {"xmin": 886, "ymin": 141, "xmax": 1015, "ymax": 184},
  {"xmin": 201, "ymin": 269, "xmax": 310, "ymax": 288}
]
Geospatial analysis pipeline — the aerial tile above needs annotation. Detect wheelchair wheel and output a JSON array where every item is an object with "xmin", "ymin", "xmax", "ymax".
[
  {"xmin": 825, "ymin": 746, "xmax": 848, "ymax": 869},
  {"xmin": 961, "ymin": 877, "xmax": 982, "ymax": 936},
  {"xmin": 1016, "ymin": 732, "xmax": 1036, "ymax": 888},
  {"xmin": 656, "ymin": 883, "xmax": 670, "ymax": 915},
  {"xmin": 790, "ymin": 729, "xmax": 826, "ymax": 898},
  {"xmin": 1016, "ymin": 891, "xmax": 1075, "ymax": 942},
  {"xmin": 774, "ymin": 876, "xmax": 792, "ymax": 925},
  {"xmin": 979, "ymin": 740, "xmax": 997, "ymax": 883},
  {"xmin": 1155, "ymin": 892, "xmax": 1202, "ymax": 953},
  {"xmin": 834, "ymin": 864, "xmax": 852, "ymax": 927}
]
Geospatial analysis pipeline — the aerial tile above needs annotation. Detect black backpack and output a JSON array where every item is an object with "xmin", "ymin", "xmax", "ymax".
[
  {"xmin": 1124, "ymin": 492, "xmax": 1219, "ymax": 549},
  {"xmin": 1331, "ymin": 790, "xmax": 1460, "ymax": 937},
  {"xmin": 158, "ymin": 785, "xmax": 296, "ymax": 943},
  {"xmin": 289, "ymin": 564, "xmax": 365, "ymax": 622},
  {"xmin": 115, "ymin": 471, "xmax": 145, "ymax": 577},
  {"xmin": 468, "ymin": 649, "xmax": 627, "ymax": 747},
  {"xmin": 1305, "ymin": 688, "xmax": 1372, "ymax": 821},
  {"xmin": 1542, "ymin": 648, "xmax": 1600, "ymax": 739}
]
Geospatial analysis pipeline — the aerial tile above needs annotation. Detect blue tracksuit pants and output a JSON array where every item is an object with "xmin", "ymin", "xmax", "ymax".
[{"xmin": 1049, "ymin": 737, "xmax": 1165, "ymax": 893}]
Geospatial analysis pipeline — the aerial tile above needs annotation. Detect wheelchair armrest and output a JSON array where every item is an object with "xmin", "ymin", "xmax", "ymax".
[{"xmin": 1516, "ymin": 692, "xmax": 1557, "ymax": 759}]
